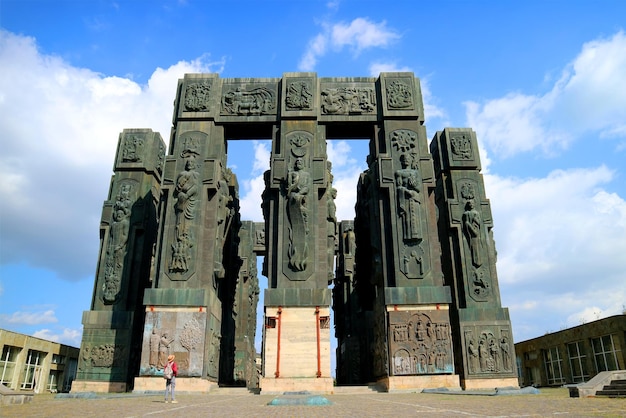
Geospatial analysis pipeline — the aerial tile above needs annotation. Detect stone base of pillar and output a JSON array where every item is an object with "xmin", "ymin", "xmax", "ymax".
[
  {"xmin": 379, "ymin": 375, "xmax": 461, "ymax": 392},
  {"xmin": 260, "ymin": 377, "xmax": 334, "ymax": 394},
  {"xmin": 461, "ymin": 377, "xmax": 520, "ymax": 390},
  {"xmin": 70, "ymin": 380, "xmax": 127, "ymax": 393},
  {"xmin": 132, "ymin": 377, "xmax": 218, "ymax": 393}
]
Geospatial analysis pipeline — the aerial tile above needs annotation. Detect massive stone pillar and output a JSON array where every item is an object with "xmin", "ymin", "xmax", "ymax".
[
  {"xmin": 431, "ymin": 128, "xmax": 518, "ymax": 389},
  {"xmin": 261, "ymin": 73, "xmax": 335, "ymax": 392},
  {"xmin": 73, "ymin": 129, "xmax": 164, "ymax": 393},
  {"xmin": 134, "ymin": 74, "xmax": 239, "ymax": 392},
  {"xmin": 352, "ymin": 73, "xmax": 459, "ymax": 391}
]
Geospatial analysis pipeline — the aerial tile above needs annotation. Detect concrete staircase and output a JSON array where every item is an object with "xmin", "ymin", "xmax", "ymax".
[
  {"xmin": 569, "ymin": 370, "xmax": 626, "ymax": 398},
  {"xmin": 595, "ymin": 379, "xmax": 626, "ymax": 398}
]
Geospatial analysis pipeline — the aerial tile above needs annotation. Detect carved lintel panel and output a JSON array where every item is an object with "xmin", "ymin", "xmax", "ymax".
[
  {"xmin": 320, "ymin": 86, "xmax": 376, "ymax": 115},
  {"xmin": 221, "ymin": 85, "xmax": 277, "ymax": 115},
  {"xmin": 388, "ymin": 309, "xmax": 454, "ymax": 376}
]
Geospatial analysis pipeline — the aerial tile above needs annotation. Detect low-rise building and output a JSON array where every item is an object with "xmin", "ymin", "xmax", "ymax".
[
  {"xmin": 514, "ymin": 314, "xmax": 625, "ymax": 387},
  {"xmin": 0, "ymin": 329, "xmax": 79, "ymax": 393}
]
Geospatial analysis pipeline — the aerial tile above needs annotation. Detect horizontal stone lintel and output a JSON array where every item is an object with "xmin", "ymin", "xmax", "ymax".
[
  {"xmin": 384, "ymin": 286, "xmax": 452, "ymax": 305},
  {"xmin": 457, "ymin": 307, "xmax": 511, "ymax": 323},
  {"xmin": 81, "ymin": 310, "xmax": 134, "ymax": 328},
  {"xmin": 264, "ymin": 288, "xmax": 331, "ymax": 307},
  {"xmin": 143, "ymin": 288, "xmax": 206, "ymax": 306}
]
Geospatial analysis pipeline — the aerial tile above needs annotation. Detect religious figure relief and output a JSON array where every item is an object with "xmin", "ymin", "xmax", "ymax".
[
  {"xmin": 149, "ymin": 328, "xmax": 160, "ymax": 368},
  {"xmin": 122, "ymin": 135, "xmax": 144, "ymax": 162},
  {"xmin": 170, "ymin": 148, "xmax": 200, "ymax": 273},
  {"xmin": 184, "ymin": 80, "xmax": 212, "ymax": 112},
  {"xmin": 389, "ymin": 312, "xmax": 453, "ymax": 376},
  {"xmin": 327, "ymin": 188, "xmax": 338, "ymax": 283},
  {"xmin": 285, "ymin": 157, "xmax": 311, "ymax": 271},
  {"xmin": 157, "ymin": 143, "xmax": 165, "ymax": 174},
  {"xmin": 207, "ymin": 327, "xmax": 221, "ymax": 378},
  {"xmin": 320, "ymin": 87, "xmax": 375, "ymax": 114},
  {"xmin": 465, "ymin": 329, "xmax": 512, "ymax": 374},
  {"xmin": 386, "ymin": 79, "xmax": 413, "ymax": 109},
  {"xmin": 401, "ymin": 245, "xmax": 424, "ymax": 279},
  {"xmin": 450, "ymin": 134, "xmax": 473, "ymax": 160},
  {"xmin": 221, "ymin": 86, "xmax": 275, "ymax": 115},
  {"xmin": 103, "ymin": 183, "xmax": 133, "ymax": 304},
  {"xmin": 286, "ymin": 80, "xmax": 313, "ymax": 110},
  {"xmin": 395, "ymin": 152, "xmax": 422, "ymax": 241},
  {"xmin": 214, "ymin": 168, "xmax": 235, "ymax": 280},
  {"xmin": 462, "ymin": 199, "xmax": 483, "ymax": 267},
  {"xmin": 158, "ymin": 332, "xmax": 174, "ymax": 369}
]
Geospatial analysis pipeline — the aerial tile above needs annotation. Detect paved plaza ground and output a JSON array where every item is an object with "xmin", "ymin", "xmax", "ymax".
[{"xmin": 1, "ymin": 387, "xmax": 625, "ymax": 417}]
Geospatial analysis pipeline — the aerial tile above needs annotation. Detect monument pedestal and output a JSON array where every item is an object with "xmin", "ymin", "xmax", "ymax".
[
  {"xmin": 71, "ymin": 380, "xmax": 128, "ymax": 393},
  {"xmin": 133, "ymin": 377, "xmax": 217, "ymax": 393},
  {"xmin": 261, "ymin": 306, "xmax": 332, "ymax": 393},
  {"xmin": 462, "ymin": 377, "xmax": 520, "ymax": 390},
  {"xmin": 380, "ymin": 375, "xmax": 461, "ymax": 392}
]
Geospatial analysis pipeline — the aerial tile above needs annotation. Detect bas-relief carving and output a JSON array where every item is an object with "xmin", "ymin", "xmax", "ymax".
[
  {"xmin": 80, "ymin": 344, "xmax": 126, "ymax": 369},
  {"xmin": 464, "ymin": 328, "xmax": 513, "ymax": 375},
  {"xmin": 221, "ymin": 85, "xmax": 276, "ymax": 115},
  {"xmin": 102, "ymin": 182, "xmax": 134, "ymax": 304},
  {"xmin": 389, "ymin": 311, "xmax": 454, "ymax": 375},
  {"xmin": 286, "ymin": 80, "xmax": 313, "ymax": 110},
  {"xmin": 122, "ymin": 135, "xmax": 144, "ymax": 162},
  {"xmin": 142, "ymin": 311, "xmax": 206, "ymax": 377},
  {"xmin": 450, "ymin": 133, "xmax": 473, "ymax": 160},
  {"xmin": 459, "ymin": 181, "xmax": 492, "ymax": 301},
  {"xmin": 184, "ymin": 80, "xmax": 212, "ymax": 112},
  {"xmin": 283, "ymin": 131, "xmax": 314, "ymax": 274},
  {"xmin": 169, "ymin": 139, "xmax": 200, "ymax": 275},
  {"xmin": 326, "ymin": 161, "xmax": 338, "ymax": 283},
  {"xmin": 214, "ymin": 167, "xmax": 235, "ymax": 280},
  {"xmin": 386, "ymin": 79, "xmax": 413, "ymax": 110},
  {"xmin": 320, "ymin": 86, "xmax": 376, "ymax": 114},
  {"xmin": 285, "ymin": 157, "xmax": 311, "ymax": 271}
]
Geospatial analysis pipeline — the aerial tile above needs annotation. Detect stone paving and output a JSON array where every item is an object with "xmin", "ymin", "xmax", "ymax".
[{"xmin": 1, "ymin": 388, "xmax": 625, "ymax": 417}]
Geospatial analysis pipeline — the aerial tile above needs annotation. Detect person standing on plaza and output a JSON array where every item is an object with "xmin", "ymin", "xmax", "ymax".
[{"xmin": 164, "ymin": 354, "xmax": 178, "ymax": 403}]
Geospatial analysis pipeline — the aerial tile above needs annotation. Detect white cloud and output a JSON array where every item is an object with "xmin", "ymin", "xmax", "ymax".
[
  {"xmin": 466, "ymin": 31, "xmax": 626, "ymax": 158},
  {"xmin": 238, "ymin": 141, "xmax": 271, "ymax": 222},
  {"xmin": 298, "ymin": 18, "xmax": 399, "ymax": 71},
  {"xmin": 33, "ymin": 328, "xmax": 82, "ymax": 347},
  {"xmin": 0, "ymin": 30, "xmax": 224, "ymax": 280},
  {"xmin": 0, "ymin": 309, "xmax": 58, "ymax": 325},
  {"xmin": 486, "ymin": 166, "xmax": 626, "ymax": 340}
]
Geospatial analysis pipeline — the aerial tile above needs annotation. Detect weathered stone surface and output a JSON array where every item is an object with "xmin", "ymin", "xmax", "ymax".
[{"xmin": 75, "ymin": 73, "xmax": 515, "ymax": 394}]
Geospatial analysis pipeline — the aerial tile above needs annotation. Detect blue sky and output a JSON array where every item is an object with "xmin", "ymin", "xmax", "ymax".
[{"xmin": 1, "ymin": 0, "xmax": 625, "ymax": 355}]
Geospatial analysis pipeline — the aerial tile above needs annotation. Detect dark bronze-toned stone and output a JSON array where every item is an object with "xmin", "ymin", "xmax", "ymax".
[{"xmin": 76, "ymin": 73, "xmax": 515, "ymax": 393}]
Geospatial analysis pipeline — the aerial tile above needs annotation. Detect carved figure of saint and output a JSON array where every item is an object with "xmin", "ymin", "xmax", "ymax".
[
  {"xmin": 327, "ymin": 188, "xmax": 338, "ymax": 282},
  {"xmin": 149, "ymin": 328, "xmax": 160, "ymax": 367},
  {"xmin": 158, "ymin": 332, "xmax": 173, "ymax": 369},
  {"xmin": 286, "ymin": 158, "xmax": 311, "ymax": 271},
  {"xmin": 171, "ymin": 159, "xmax": 199, "ymax": 272},
  {"xmin": 462, "ymin": 200, "xmax": 483, "ymax": 267},
  {"xmin": 500, "ymin": 337, "xmax": 511, "ymax": 371},
  {"xmin": 467, "ymin": 339, "xmax": 479, "ymax": 374},
  {"xmin": 214, "ymin": 172, "xmax": 234, "ymax": 279},
  {"xmin": 395, "ymin": 152, "xmax": 421, "ymax": 241},
  {"xmin": 478, "ymin": 339, "xmax": 488, "ymax": 372}
]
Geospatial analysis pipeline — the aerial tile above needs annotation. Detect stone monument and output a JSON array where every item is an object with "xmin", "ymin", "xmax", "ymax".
[{"xmin": 73, "ymin": 72, "xmax": 517, "ymax": 394}]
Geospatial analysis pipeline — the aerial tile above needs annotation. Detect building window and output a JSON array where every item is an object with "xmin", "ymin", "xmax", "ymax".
[
  {"xmin": 1, "ymin": 345, "xmax": 21, "ymax": 387},
  {"xmin": 21, "ymin": 349, "xmax": 46, "ymax": 391},
  {"xmin": 544, "ymin": 346, "xmax": 565, "ymax": 385},
  {"xmin": 591, "ymin": 334, "xmax": 620, "ymax": 372},
  {"xmin": 52, "ymin": 354, "xmax": 65, "ymax": 365},
  {"xmin": 47, "ymin": 371, "xmax": 59, "ymax": 392},
  {"xmin": 567, "ymin": 341, "xmax": 589, "ymax": 383}
]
